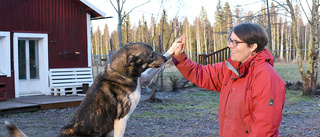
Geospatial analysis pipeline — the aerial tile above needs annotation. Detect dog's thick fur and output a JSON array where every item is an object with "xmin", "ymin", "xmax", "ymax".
[{"xmin": 5, "ymin": 42, "xmax": 168, "ymax": 137}]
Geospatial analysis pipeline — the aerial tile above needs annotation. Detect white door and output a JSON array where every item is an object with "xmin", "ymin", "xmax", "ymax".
[
  {"xmin": 14, "ymin": 33, "xmax": 49, "ymax": 98},
  {"xmin": 18, "ymin": 39, "xmax": 42, "ymax": 96}
]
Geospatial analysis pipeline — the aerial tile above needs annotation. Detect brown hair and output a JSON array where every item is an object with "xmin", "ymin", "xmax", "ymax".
[{"xmin": 230, "ymin": 23, "xmax": 268, "ymax": 52}]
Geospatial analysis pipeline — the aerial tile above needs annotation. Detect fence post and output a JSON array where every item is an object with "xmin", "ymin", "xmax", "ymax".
[
  {"xmin": 159, "ymin": 35, "xmax": 164, "ymax": 90},
  {"xmin": 94, "ymin": 56, "xmax": 99, "ymax": 76}
]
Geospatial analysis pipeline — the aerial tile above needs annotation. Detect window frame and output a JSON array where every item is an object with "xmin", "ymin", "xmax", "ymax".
[{"xmin": 0, "ymin": 31, "xmax": 11, "ymax": 77}]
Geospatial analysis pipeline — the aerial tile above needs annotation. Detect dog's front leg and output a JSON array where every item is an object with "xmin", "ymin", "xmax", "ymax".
[{"xmin": 113, "ymin": 116, "xmax": 129, "ymax": 137}]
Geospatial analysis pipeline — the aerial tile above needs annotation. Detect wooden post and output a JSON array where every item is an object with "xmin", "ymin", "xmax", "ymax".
[{"xmin": 159, "ymin": 35, "xmax": 164, "ymax": 90}]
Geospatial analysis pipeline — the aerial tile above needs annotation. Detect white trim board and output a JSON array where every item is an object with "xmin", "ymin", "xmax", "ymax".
[{"xmin": 0, "ymin": 31, "xmax": 11, "ymax": 77}]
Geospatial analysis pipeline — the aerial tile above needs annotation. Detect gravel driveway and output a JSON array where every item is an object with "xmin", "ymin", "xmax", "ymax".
[{"xmin": 0, "ymin": 87, "xmax": 319, "ymax": 137}]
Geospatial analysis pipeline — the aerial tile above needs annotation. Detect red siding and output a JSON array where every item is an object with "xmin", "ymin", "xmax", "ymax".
[
  {"xmin": 0, "ymin": 0, "xmax": 89, "ymax": 68},
  {"xmin": 0, "ymin": 0, "xmax": 97, "ymax": 98}
]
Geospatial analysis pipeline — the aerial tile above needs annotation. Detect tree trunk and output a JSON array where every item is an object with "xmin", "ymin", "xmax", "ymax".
[
  {"xmin": 204, "ymin": 23, "xmax": 207, "ymax": 54},
  {"xmin": 118, "ymin": 22, "xmax": 123, "ymax": 48},
  {"xmin": 280, "ymin": 22, "xmax": 284, "ymax": 59},
  {"xmin": 287, "ymin": 0, "xmax": 319, "ymax": 96},
  {"xmin": 126, "ymin": 21, "xmax": 129, "ymax": 43},
  {"xmin": 304, "ymin": 0, "xmax": 320, "ymax": 95},
  {"xmin": 197, "ymin": 19, "xmax": 201, "ymax": 54},
  {"xmin": 266, "ymin": 0, "xmax": 272, "ymax": 52}
]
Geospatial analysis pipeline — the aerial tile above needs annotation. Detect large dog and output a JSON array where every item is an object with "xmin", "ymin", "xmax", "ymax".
[{"xmin": 5, "ymin": 42, "xmax": 172, "ymax": 137}]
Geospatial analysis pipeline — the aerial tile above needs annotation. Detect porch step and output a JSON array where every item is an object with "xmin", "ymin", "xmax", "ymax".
[{"xmin": 0, "ymin": 83, "xmax": 7, "ymax": 101}]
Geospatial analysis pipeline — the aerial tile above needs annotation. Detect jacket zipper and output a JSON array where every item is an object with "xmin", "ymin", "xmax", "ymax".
[
  {"xmin": 225, "ymin": 73, "xmax": 232, "ymax": 86},
  {"xmin": 239, "ymin": 114, "xmax": 249, "ymax": 134},
  {"xmin": 243, "ymin": 61, "xmax": 254, "ymax": 134},
  {"xmin": 241, "ymin": 119, "xmax": 249, "ymax": 134},
  {"xmin": 246, "ymin": 61, "xmax": 254, "ymax": 90}
]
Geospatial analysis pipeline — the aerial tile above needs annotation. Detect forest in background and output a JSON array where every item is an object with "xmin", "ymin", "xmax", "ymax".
[{"xmin": 90, "ymin": 0, "xmax": 316, "ymax": 62}]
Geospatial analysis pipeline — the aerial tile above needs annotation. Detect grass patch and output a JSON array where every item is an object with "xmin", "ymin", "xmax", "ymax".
[
  {"xmin": 285, "ymin": 90, "xmax": 302, "ymax": 99},
  {"xmin": 274, "ymin": 63, "xmax": 320, "ymax": 105},
  {"xmin": 131, "ymin": 91, "xmax": 220, "ymax": 119},
  {"xmin": 286, "ymin": 95, "xmax": 313, "ymax": 104},
  {"xmin": 152, "ymin": 92, "xmax": 219, "ymax": 110},
  {"xmin": 274, "ymin": 63, "xmax": 320, "ymax": 82},
  {"xmin": 274, "ymin": 63, "xmax": 302, "ymax": 82},
  {"xmin": 130, "ymin": 111, "xmax": 156, "ymax": 119},
  {"xmin": 285, "ymin": 89, "xmax": 315, "ymax": 105},
  {"xmin": 130, "ymin": 111, "xmax": 179, "ymax": 119},
  {"xmin": 153, "ymin": 133, "xmax": 166, "ymax": 137},
  {"xmin": 283, "ymin": 109, "xmax": 303, "ymax": 116},
  {"xmin": 151, "ymin": 101, "xmax": 218, "ymax": 111},
  {"xmin": 148, "ymin": 91, "xmax": 219, "ymax": 117}
]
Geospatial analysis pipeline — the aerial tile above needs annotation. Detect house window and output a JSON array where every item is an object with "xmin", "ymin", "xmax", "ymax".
[
  {"xmin": 0, "ymin": 31, "xmax": 11, "ymax": 77},
  {"xmin": 18, "ymin": 39, "xmax": 39, "ymax": 80}
]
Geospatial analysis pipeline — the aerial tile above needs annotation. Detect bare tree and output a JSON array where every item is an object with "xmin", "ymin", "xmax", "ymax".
[
  {"xmin": 103, "ymin": 24, "xmax": 111, "ymax": 55},
  {"xmin": 275, "ymin": 0, "xmax": 320, "ymax": 95},
  {"xmin": 298, "ymin": 0, "xmax": 320, "ymax": 95},
  {"xmin": 266, "ymin": 0, "xmax": 272, "ymax": 51},
  {"xmin": 110, "ymin": 0, "xmax": 151, "ymax": 48}
]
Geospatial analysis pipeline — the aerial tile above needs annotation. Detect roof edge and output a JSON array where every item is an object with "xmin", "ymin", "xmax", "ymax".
[{"xmin": 80, "ymin": 0, "xmax": 106, "ymax": 17}]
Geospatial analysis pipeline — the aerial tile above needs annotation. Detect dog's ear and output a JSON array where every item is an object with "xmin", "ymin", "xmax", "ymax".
[{"xmin": 125, "ymin": 55, "xmax": 141, "ymax": 67}]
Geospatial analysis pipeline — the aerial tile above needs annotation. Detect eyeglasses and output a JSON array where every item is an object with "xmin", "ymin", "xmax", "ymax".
[{"xmin": 228, "ymin": 39, "xmax": 246, "ymax": 47}]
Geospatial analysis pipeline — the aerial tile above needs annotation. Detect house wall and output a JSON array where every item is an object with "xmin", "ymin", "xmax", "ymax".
[
  {"xmin": 0, "ymin": 0, "xmax": 89, "ymax": 69},
  {"xmin": 0, "ymin": 0, "xmax": 92, "ymax": 98}
]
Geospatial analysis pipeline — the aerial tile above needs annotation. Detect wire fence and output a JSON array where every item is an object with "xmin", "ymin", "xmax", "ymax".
[
  {"xmin": 91, "ymin": 53, "xmax": 202, "ymax": 77},
  {"xmin": 91, "ymin": 53, "xmax": 197, "ymax": 91},
  {"xmin": 91, "ymin": 49, "xmax": 312, "ymax": 90},
  {"xmin": 91, "ymin": 49, "xmax": 308, "ymax": 76}
]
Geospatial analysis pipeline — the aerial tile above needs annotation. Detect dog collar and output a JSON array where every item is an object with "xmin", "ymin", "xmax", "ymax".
[{"xmin": 109, "ymin": 65, "xmax": 139, "ymax": 80}]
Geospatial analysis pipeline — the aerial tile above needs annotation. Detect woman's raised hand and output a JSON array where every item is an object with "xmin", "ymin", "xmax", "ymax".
[{"xmin": 173, "ymin": 34, "xmax": 186, "ymax": 56}]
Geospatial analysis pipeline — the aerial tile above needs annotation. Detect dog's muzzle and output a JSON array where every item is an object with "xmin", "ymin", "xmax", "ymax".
[
  {"xmin": 149, "ymin": 54, "xmax": 167, "ymax": 68},
  {"xmin": 163, "ymin": 56, "xmax": 168, "ymax": 62}
]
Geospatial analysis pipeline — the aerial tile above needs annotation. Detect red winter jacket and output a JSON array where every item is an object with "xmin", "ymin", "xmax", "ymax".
[{"xmin": 172, "ymin": 49, "xmax": 286, "ymax": 137}]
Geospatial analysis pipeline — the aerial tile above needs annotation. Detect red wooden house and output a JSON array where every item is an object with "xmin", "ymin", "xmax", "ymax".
[{"xmin": 0, "ymin": 0, "xmax": 105, "ymax": 98}]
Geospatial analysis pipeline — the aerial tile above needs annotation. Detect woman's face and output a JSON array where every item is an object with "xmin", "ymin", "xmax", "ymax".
[{"xmin": 228, "ymin": 32, "xmax": 256, "ymax": 63}]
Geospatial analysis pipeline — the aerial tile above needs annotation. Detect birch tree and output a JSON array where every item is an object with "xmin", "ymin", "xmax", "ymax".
[
  {"xmin": 102, "ymin": 24, "xmax": 110, "ymax": 55},
  {"xmin": 110, "ymin": 0, "xmax": 150, "ymax": 48},
  {"xmin": 150, "ymin": 15, "xmax": 156, "ymax": 50},
  {"xmin": 278, "ymin": 0, "xmax": 320, "ymax": 95},
  {"xmin": 200, "ymin": 6, "xmax": 208, "ymax": 53},
  {"xmin": 300, "ymin": 0, "xmax": 320, "ymax": 95}
]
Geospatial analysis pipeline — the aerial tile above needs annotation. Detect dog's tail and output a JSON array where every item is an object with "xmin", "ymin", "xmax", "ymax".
[{"xmin": 4, "ymin": 120, "xmax": 28, "ymax": 137}]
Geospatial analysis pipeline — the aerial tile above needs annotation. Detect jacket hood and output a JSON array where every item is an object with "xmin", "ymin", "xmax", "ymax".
[
  {"xmin": 225, "ymin": 49, "xmax": 274, "ymax": 78},
  {"xmin": 249, "ymin": 49, "xmax": 274, "ymax": 66}
]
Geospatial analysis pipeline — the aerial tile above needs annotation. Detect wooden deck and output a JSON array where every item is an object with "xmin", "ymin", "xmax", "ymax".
[{"xmin": 0, "ymin": 95, "xmax": 84, "ymax": 115}]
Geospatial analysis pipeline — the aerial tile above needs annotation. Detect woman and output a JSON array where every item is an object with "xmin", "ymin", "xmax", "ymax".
[{"xmin": 170, "ymin": 23, "xmax": 286, "ymax": 136}]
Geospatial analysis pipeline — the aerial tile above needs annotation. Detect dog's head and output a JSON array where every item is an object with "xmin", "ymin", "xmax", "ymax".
[{"xmin": 110, "ymin": 42, "xmax": 167, "ymax": 78}]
